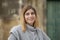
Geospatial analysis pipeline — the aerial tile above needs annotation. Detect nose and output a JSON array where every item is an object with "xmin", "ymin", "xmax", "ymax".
[{"xmin": 29, "ymin": 13, "xmax": 32, "ymax": 17}]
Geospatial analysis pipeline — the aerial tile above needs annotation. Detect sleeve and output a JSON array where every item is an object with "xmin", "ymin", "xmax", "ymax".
[
  {"xmin": 8, "ymin": 27, "xmax": 18, "ymax": 40},
  {"xmin": 42, "ymin": 31, "xmax": 51, "ymax": 40}
]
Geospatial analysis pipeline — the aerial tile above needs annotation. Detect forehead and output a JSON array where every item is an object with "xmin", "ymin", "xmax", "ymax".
[{"xmin": 25, "ymin": 9, "xmax": 34, "ymax": 13}]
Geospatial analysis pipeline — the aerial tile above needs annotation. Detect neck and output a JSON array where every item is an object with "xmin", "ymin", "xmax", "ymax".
[{"xmin": 27, "ymin": 23, "xmax": 34, "ymax": 27}]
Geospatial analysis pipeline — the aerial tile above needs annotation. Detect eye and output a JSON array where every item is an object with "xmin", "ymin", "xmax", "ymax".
[
  {"xmin": 31, "ymin": 12, "xmax": 35, "ymax": 15},
  {"xmin": 25, "ymin": 13, "xmax": 29, "ymax": 15}
]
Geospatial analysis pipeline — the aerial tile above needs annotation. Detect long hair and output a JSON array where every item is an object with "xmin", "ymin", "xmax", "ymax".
[{"xmin": 19, "ymin": 5, "xmax": 41, "ymax": 32}]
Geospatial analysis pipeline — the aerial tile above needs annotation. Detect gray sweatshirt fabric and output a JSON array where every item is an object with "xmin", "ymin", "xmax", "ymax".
[{"xmin": 8, "ymin": 24, "xmax": 51, "ymax": 40}]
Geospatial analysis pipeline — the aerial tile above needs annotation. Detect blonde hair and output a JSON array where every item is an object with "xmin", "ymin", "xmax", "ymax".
[{"xmin": 19, "ymin": 5, "xmax": 41, "ymax": 32}]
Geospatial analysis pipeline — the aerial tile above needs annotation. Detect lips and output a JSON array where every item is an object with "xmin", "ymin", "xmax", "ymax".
[{"xmin": 28, "ymin": 18, "xmax": 34, "ymax": 21}]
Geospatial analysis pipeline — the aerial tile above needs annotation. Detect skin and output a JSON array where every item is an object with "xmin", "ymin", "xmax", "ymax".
[{"xmin": 24, "ymin": 9, "xmax": 36, "ymax": 26}]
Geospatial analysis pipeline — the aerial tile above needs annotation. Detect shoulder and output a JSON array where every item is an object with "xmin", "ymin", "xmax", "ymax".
[
  {"xmin": 8, "ymin": 25, "xmax": 22, "ymax": 40},
  {"xmin": 9, "ymin": 24, "xmax": 22, "ymax": 34},
  {"xmin": 37, "ymin": 28, "xmax": 51, "ymax": 40},
  {"xmin": 36, "ymin": 28, "xmax": 42, "ymax": 32},
  {"xmin": 37, "ymin": 28, "xmax": 47, "ymax": 35}
]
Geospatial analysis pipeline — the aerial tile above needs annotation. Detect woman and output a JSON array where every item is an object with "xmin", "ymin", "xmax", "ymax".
[{"xmin": 8, "ymin": 5, "xmax": 51, "ymax": 40}]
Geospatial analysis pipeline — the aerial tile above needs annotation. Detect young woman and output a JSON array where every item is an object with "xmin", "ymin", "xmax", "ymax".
[{"xmin": 8, "ymin": 5, "xmax": 51, "ymax": 40}]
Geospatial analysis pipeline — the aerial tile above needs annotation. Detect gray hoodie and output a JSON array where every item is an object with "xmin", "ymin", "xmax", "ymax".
[{"xmin": 8, "ymin": 24, "xmax": 51, "ymax": 40}]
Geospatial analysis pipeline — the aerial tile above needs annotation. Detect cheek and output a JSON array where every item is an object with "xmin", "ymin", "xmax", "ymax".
[
  {"xmin": 33, "ymin": 15, "xmax": 36, "ymax": 20},
  {"xmin": 24, "ymin": 16, "xmax": 28, "ymax": 22}
]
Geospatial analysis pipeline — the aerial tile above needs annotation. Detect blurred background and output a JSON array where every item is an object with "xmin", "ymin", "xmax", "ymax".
[{"xmin": 0, "ymin": 0, "xmax": 60, "ymax": 40}]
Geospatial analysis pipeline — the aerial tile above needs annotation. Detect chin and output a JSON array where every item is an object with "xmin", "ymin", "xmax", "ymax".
[{"xmin": 29, "ymin": 22, "xmax": 34, "ymax": 24}]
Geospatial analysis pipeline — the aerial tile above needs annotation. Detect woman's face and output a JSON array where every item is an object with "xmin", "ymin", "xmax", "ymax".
[{"xmin": 24, "ymin": 9, "xmax": 36, "ymax": 26}]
